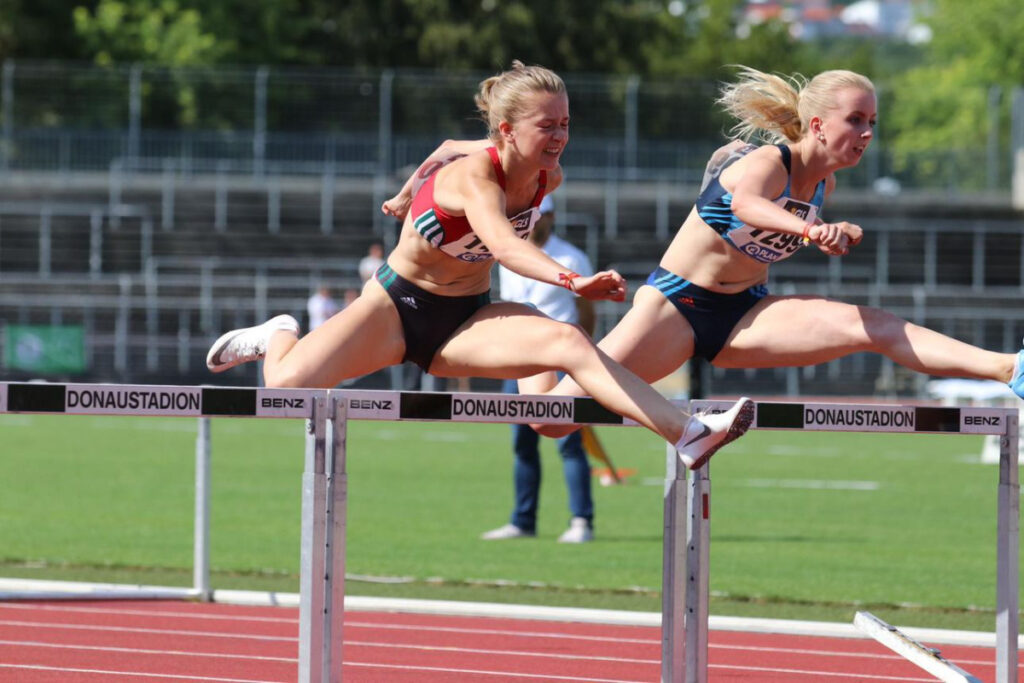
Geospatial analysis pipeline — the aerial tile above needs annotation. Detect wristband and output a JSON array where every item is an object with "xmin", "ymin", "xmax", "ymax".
[
  {"xmin": 558, "ymin": 272, "xmax": 580, "ymax": 292},
  {"xmin": 801, "ymin": 224, "xmax": 813, "ymax": 245}
]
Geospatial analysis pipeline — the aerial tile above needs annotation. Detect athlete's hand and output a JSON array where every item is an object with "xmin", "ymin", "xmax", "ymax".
[
  {"xmin": 381, "ymin": 192, "xmax": 411, "ymax": 222},
  {"xmin": 809, "ymin": 221, "xmax": 860, "ymax": 256},
  {"xmin": 572, "ymin": 270, "xmax": 627, "ymax": 302},
  {"xmin": 838, "ymin": 221, "xmax": 863, "ymax": 247}
]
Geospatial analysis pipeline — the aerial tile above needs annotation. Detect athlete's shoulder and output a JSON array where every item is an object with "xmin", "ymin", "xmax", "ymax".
[
  {"xmin": 700, "ymin": 140, "xmax": 759, "ymax": 192},
  {"xmin": 745, "ymin": 143, "xmax": 786, "ymax": 164},
  {"xmin": 449, "ymin": 149, "xmax": 503, "ymax": 192}
]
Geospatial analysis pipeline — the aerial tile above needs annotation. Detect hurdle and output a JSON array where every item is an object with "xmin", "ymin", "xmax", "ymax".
[
  {"xmin": 0, "ymin": 382, "xmax": 330, "ymax": 602},
  {"xmin": 0, "ymin": 385, "xmax": 1019, "ymax": 682},
  {"xmin": 681, "ymin": 398, "xmax": 1020, "ymax": 683}
]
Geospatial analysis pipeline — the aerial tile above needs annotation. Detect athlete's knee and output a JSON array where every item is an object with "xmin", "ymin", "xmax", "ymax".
[
  {"xmin": 263, "ymin": 362, "xmax": 307, "ymax": 389},
  {"xmin": 545, "ymin": 322, "xmax": 595, "ymax": 362},
  {"xmin": 859, "ymin": 306, "xmax": 908, "ymax": 344}
]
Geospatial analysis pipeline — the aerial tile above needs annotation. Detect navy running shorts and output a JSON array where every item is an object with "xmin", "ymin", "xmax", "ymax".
[{"xmin": 645, "ymin": 266, "xmax": 767, "ymax": 361}]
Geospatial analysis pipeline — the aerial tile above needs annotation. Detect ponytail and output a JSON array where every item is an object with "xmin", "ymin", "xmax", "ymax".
[{"xmin": 718, "ymin": 66, "xmax": 875, "ymax": 144}]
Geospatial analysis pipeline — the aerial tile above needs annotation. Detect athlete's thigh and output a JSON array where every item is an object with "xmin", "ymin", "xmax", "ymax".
[
  {"xmin": 284, "ymin": 282, "xmax": 406, "ymax": 385},
  {"xmin": 429, "ymin": 301, "xmax": 580, "ymax": 379},
  {"xmin": 595, "ymin": 285, "xmax": 695, "ymax": 383},
  {"xmin": 714, "ymin": 294, "xmax": 868, "ymax": 368}
]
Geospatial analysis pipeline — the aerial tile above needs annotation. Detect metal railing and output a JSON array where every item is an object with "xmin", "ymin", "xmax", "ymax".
[{"xmin": 2, "ymin": 61, "xmax": 1022, "ymax": 194}]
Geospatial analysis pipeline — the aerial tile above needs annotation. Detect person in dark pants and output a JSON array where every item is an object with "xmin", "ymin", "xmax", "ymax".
[{"xmin": 481, "ymin": 195, "xmax": 596, "ymax": 543}]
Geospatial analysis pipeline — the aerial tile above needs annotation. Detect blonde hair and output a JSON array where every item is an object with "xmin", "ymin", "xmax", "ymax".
[
  {"xmin": 475, "ymin": 61, "xmax": 566, "ymax": 142},
  {"xmin": 717, "ymin": 66, "xmax": 875, "ymax": 144}
]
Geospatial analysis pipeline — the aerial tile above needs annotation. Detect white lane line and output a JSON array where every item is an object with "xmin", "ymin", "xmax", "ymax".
[
  {"xmin": 710, "ymin": 662, "xmax": 933, "ymax": 681},
  {"xmin": 712, "ymin": 643, "xmax": 992, "ymax": 667},
  {"xmin": 0, "ymin": 602, "xmax": 295, "ymax": 624},
  {"xmin": 0, "ymin": 663, "xmax": 285, "ymax": 682},
  {"xmin": 347, "ymin": 640, "xmax": 656, "ymax": 664},
  {"xmin": 0, "ymin": 619, "xmax": 294, "ymax": 642},
  {"xmin": 346, "ymin": 661, "xmax": 648, "ymax": 682},
  {"xmin": 346, "ymin": 620, "xmax": 653, "ymax": 644},
  {"xmin": 0, "ymin": 639, "xmax": 295, "ymax": 662}
]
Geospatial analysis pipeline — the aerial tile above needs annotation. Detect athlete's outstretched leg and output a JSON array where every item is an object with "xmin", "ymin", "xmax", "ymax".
[
  {"xmin": 715, "ymin": 295, "xmax": 1017, "ymax": 384},
  {"xmin": 432, "ymin": 302, "xmax": 752, "ymax": 468},
  {"xmin": 206, "ymin": 280, "xmax": 406, "ymax": 388}
]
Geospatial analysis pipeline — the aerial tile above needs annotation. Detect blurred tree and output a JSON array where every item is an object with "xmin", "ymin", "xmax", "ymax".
[
  {"xmin": 885, "ymin": 0, "xmax": 1023, "ymax": 171},
  {"xmin": 73, "ymin": 0, "xmax": 227, "ymax": 66}
]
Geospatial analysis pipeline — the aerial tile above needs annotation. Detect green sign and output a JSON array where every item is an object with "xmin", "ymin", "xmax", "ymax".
[{"xmin": 4, "ymin": 325, "xmax": 87, "ymax": 373}]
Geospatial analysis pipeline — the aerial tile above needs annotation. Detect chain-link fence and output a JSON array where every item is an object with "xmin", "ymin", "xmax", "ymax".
[{"xmin": 2, "ymin": 60, "xmax": 1021, "ymax": 191}]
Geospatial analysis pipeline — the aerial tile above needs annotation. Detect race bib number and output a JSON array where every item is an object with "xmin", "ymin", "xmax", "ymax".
[{"xmin": 727, "ymin": 197, "xmax": 819, "ymax": 264}]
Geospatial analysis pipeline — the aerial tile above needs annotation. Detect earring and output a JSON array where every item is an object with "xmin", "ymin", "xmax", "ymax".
[{"xmin": 817, "ymin": 133, "xmax": 826, "ymax": 143}]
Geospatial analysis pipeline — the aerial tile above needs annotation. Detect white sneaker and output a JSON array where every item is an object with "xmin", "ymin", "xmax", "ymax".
[
  {"xmin": 206, "ymin": 314, "xmax": 300, "ymax": 373},
  {"xmin": 480, "ymin": 524, "xmax": 535, "ymax": 540},
  {"xmin": 557, "ymin": 517, "xmax": 594, "ymax": 544},
  {"xmin": 676, "ymin": 397, "xmax": 755, "ymax": 470}
]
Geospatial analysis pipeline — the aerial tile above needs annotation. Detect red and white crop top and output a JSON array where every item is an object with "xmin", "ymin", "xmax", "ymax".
[{"xmin": 408, "ymin": 147, "xmax": 547, "ymax": 263}]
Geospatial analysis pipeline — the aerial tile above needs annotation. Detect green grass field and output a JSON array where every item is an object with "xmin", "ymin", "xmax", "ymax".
[{"xmin": 1, "ymin": 411, "xmax": 1018, "ymax": 632}]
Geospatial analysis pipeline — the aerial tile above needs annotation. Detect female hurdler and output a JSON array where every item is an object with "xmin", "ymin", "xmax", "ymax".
[
  {"xmin": 529, "ymin": 66, "xmax": 1024, "ymax": 439},
  {"xmin": 205, "ymin": 62, "xmax": 754, "ymax": 469}
]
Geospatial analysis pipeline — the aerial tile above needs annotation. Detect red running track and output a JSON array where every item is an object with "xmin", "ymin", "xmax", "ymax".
[{"xmin": 0, "ymin": 600, "xmax": 1018, "ymax": 682}]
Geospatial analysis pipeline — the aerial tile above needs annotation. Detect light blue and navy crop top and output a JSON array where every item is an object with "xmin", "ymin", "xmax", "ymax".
[{"xmin": 695, "ymin": 144, "xmax": 826, "ymax": 264}]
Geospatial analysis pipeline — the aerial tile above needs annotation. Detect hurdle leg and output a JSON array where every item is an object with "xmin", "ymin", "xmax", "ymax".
[
  {"xmin": 326, "ymin": 397, "xmax": 349, "ymax": 682},
  {"xmin": 193, "ymin": 416, "xmax": 212, "ymax": 602},
  {"xmin": 299, "ymin": 395, "xmax": 329, "ymax": 683},
  {"xmin": 686, "ymin": 462, "xmax": 710, "ymax": 683},
  {"xmin": 996, "ymin": 412, "xmax": 1019, "ymax": 683},
  {"xmin": 661, "ymin": 443, "xmax": 689, "ymax": 682}
]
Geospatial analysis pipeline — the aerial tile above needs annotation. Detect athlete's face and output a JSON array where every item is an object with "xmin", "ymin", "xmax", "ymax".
[
  {"xmin": 509, "ymin": 90, "xmax": 569, "ymax": 169},
  {"xmin": 815, "ymin": 87, "xmax": 876, "ymax": 168}
]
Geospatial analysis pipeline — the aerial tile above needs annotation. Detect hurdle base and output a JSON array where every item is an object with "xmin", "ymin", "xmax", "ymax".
[
  {"xmin": 854, "ymin": 611, "xmax": 983, "ymax": 683},
  {"xmin": 0, "ymin": 577, "xmax": 203, "ymax": 601}
]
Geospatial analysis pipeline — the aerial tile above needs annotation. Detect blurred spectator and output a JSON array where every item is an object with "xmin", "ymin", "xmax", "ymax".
[
  {"xmin": 358, "ymin": 242, "xmax": 385, "ymax": 283},
  {"xmin": 306, "ymin": 284, "xmax": 340, "ymax": 332}
]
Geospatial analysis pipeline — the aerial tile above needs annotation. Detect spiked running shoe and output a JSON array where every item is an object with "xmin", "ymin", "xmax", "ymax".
[
  {"xmin": 206, "ymin": 314, "xmax": 300, "ymax": 373},
  {"xmin": 676, "ymin": 397, "xmax": 755, "ymax": 470},
  {"xmin": 1010, "ymin": 349, "xmax": 1024, "ymax": 399}
]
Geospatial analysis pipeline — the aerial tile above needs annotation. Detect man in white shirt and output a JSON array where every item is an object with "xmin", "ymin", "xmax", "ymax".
[
  {"xmin": 482, "ymin": 194, "xmax": 599, "ymax": 544},
  {"xmin": 306, "ymin": 284, "xmax": 340, "ymax": 332}
]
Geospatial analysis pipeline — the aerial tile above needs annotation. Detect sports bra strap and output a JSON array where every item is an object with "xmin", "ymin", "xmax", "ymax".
[
  {"xmin": 776, "ymin": 144, "xmax": 792, "ymax": 173},
  {"xmin": 486, "ymin": 147, "xmax": 506, "ymax": 189}
]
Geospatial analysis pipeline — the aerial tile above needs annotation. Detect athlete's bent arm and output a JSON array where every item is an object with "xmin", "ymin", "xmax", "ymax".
[{"xmin": 461, "ymin": 169, "xmax": 627, "ymax": 302}]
